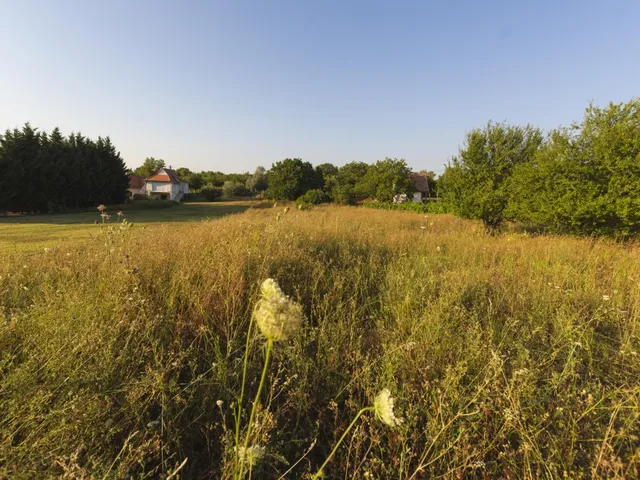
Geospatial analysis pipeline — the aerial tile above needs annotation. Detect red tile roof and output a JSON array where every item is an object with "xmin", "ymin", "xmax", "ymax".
[{"xmin": 147, "ymin": 168, "xmax": 187, "ymax": 184}]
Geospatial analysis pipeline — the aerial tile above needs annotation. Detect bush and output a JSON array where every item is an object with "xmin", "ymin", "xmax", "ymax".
[
  {"xmin": 296, "ymin": 189, "xmax": 331, "ymax": 205},
  {"xmin": 363, "ymin": 200, "xmax": 449, "ymax": 214},
  {"xmin": 507, "ymin": 99, "xmax": 640, "ymax": 238},
  {"xmin": 331, "ymin": 185, "xmax": 356, "ymax": 205},
  {"xmin": 132, "ymin": 193, "xmax": 147, "ymax": 201},
  {"xmin": 201, "ymin": 185, "xmax": 223, "ymax": 201},
  {"xmin": 222, "ymin": 181, "xmax": 252, "ymax": 198}
]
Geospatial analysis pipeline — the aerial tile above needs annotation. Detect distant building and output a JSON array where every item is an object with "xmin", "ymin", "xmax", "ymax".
[
  {"xmin": 393, "ymin": 172, "xmax": 431, "ymax": 203},
  {"xmin": 409, "ymin": 172, "xmax": 430, "ymax": 202},
  {"xmin": 145, "ymin": 168, "xmax": 189, "ymax": 201},
  {"xmin": 127, "ymin": 174, "xmax": 146, "ymax": 198}
]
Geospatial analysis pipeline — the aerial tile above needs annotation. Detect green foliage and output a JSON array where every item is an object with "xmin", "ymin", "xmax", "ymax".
[
  {"xmin": 359, "ymin": 158, "xmax": 415, "ymax": 202},
  {"xmin": 296, "ymin": 189, "xmax": 331, "ymax": 205},
  {"xmin": 133, "ymin": 157, "xmax": 165, "ymax": 178},
  {"xmin": 246, "ymin": 166, "xmax": 268, "ymax": 193},
  {"xmin": 0, "ymin": 124, "xmax": 128, "ymax": 213},
  {"xmin": 331, "ymin": 184, "xmax": 357, "ymax": 205},
  {"xmin": 265, "ymin": 158, "xmax": 322, "ymax": 200},
  {"xmin": 419, "ymin": 170, "xmax": 438, "ymax": 197},
  {"xmin": 363, "ymin": 200, "xmax": 449, "ymax": 213},
  {"xmin": 222, "ymin": 180, "xmax": 252, "ymax": 198},
  {"xmin": 331, "ymin": 162, "xmax": 371, "ymax": 203},
  {"xmin": 176, "ymin": 167, "xmax": 204, "ymax": 191},
  {"xmin": 200, "ymin": 184, "xmax": 224, "ymax": 201},
  {"xmin": 508, "ymin": 100, "xmax": 640, "ymax": 237},
  {"xmin": 441, "ymin": 122, "xmax": 543, "ymax": 233},
  {"xmin": 316, "ymin": 163, "xmax": 339, "ymax": 192}
]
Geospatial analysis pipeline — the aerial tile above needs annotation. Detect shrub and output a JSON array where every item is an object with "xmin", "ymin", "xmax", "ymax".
[
  {"xmin": 201, "ymin": 185, "xmax": 223, "ymax": 201},
  {"xmin": 331, "ymin": 185, "xmax": 356, "ymax": 205},
  {"xmin": 507, "ymin": 99, "xmax": 640, "ymax": 237},
  {"xmin": 222, "ymin": 181, "xmax": 252, "ymax": 198},
  {"xmin": 296, "ymin": 189, "xmax": 331, "ymax": 205},
  {"xmin": 363, "ymin": 200, "xmax": 449, "ymax": 214}
]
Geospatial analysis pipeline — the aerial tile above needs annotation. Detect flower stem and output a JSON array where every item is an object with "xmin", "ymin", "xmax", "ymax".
[
  {"xmin": 312, "ymin": 407, "xmax": 372, "ymax": 479},
  {"xmin": 234, "ymin": 311, "xmax": 256, "ymax": 476},
  {"xmin": 238, "ymin": 339, "xmax": 273, "ymax": 479}
]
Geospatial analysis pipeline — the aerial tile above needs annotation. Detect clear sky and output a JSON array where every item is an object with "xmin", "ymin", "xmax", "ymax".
[{"xmin": 1, "ymin": 1, "xmax": 638, "ymax": 174}]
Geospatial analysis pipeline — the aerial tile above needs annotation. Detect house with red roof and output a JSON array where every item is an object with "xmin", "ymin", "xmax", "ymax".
[{"xmin": 144, "ymin": 168, "xmax": 189, "ymax": 201}]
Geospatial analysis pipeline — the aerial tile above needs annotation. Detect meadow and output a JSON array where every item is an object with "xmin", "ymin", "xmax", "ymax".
[
  {"xmin": 0, "ymin": 202, "xmax": 254, "ymax": 253},
  {"xmin": 0, "ymin": 205, "xmax": 638, "ymax": 478}
]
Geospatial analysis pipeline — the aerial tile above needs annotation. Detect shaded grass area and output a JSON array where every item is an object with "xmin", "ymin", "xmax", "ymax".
[
  {"xmin": 0, "ymin": 206, "xmax": 638, "ymax": 478},
  {"xmin": 0, "ymin": 202, "xmax": 255, "ymax": 252}
]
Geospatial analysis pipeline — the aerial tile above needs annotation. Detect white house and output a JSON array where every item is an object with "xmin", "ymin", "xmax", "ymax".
[{"xmin": 145, "ymin": 168, "xmax": 189, "ymax": 201}]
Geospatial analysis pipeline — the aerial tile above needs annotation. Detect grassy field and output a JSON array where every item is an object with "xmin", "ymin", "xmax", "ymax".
[
  {"xmin": 0, "ymin": 206, "xmax": 639, "ymax": 478},
  {"xmin": 0, "ymin": 201, "xmax": 256, "ymax": 252}
]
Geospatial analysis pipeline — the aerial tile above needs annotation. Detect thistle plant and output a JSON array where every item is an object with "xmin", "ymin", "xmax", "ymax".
[
  {"xmin": 312, "ymin": 389, "xmax": 403, "ymax": 479},
  {"xmin": 234, "ymin": 278, "xmax": 304, "ymax": 479}
]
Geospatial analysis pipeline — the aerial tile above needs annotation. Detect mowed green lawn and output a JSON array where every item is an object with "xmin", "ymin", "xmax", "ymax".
[{"xmin": 0, "ymin": 201, "xmax": 257, "ymax": 252}]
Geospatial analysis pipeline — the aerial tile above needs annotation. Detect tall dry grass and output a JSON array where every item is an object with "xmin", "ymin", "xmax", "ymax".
[{"xmin": 0, "ymin": 206, "xmax": 639, "ymax": 478}]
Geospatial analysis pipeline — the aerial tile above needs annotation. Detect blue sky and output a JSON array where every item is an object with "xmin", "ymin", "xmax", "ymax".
[{"xmin": 1, "ymin": 1, "xmax": 638, "ymax": 173}]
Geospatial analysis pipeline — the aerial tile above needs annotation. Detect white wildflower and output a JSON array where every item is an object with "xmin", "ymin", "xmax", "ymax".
[
  {"xmin": 254, "ymin": 279, "xmax": 303, "ymax": 342},
  {"xmin": 236, "ymin": 445, "xmax": 265, "ymax": 468},
  {"xmin": 373, "ymin": 389, "xmax": 403, "ymax": 427},
  {"xmin": 216, "ymin": 400, "xmax": 223, "ymax": 407},
  {"xmin": 602, "ymin": 294, "xmax": 611, "ymax": 301}
]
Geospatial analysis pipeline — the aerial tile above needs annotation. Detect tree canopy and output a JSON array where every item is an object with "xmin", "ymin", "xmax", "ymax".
[
  {"xmin": 508, "ymin": 100, "xmax": 640, "ymax": 237},
  {"xmin": 265, "ymin": 158, "xmax": 322, "ymax": 200},
  {"xmin": 359, "ymin": 158, "xmax": 415, "ymax": 203},
  {"xmin": 440, "ymin": 122, "xmax": 543, "ymax": 232},
  {"xmin": 133, "ymin": 157, "xmax": 165, "ymax": 178},
  {"xmin": 0, "ymin": 124, "xmax": 128, "ymax": 213}
]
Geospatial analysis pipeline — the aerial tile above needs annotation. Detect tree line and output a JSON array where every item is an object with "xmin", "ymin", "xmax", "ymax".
[
  {"xmin": 0, "ymin": 124, "xmax": 128, "ymax": 213},
  {"xmin": 131, "ymin": 156, "xmax": 434, "ymax": 205},
  {"xmin": 440, "ymin": 98, "xmax": 640, "ymax": 237}
]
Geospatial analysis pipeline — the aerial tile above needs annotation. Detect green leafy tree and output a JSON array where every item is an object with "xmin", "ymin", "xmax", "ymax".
[
  {"xmin": 246, "ymin": 166, "xmax": 269, "ymax": 195},
  {"xmin": 331, "ymin": 161, "xmax": 370, "ymax": 204},
  {"xmin": 441, "ymin": 122, "xmax": 543, "ymax": 233},
  {"xmin": 176, "ymin": 168, "xmax": 204, "ymax": 191},
  {"xmin": 222, "ymin": 180, "xmax": 251, "ymax": 198},
  {"xmin": 315, "ymin": 163, "xmax": 339, "ymax": 192},
  {"xmin": 134, "ymin": 157, "xmax": 165, "ymax": 177},
  {"xmin": 359, "ymin": 158, "xmax": 415, "ymax": 202},
  {"xmin": 265, "ymin": 158, "xmax": 322, "ymax": 200},
  {"xmin": 508, "ymin": 100, "xmax": 640, "ymax": 237}
]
